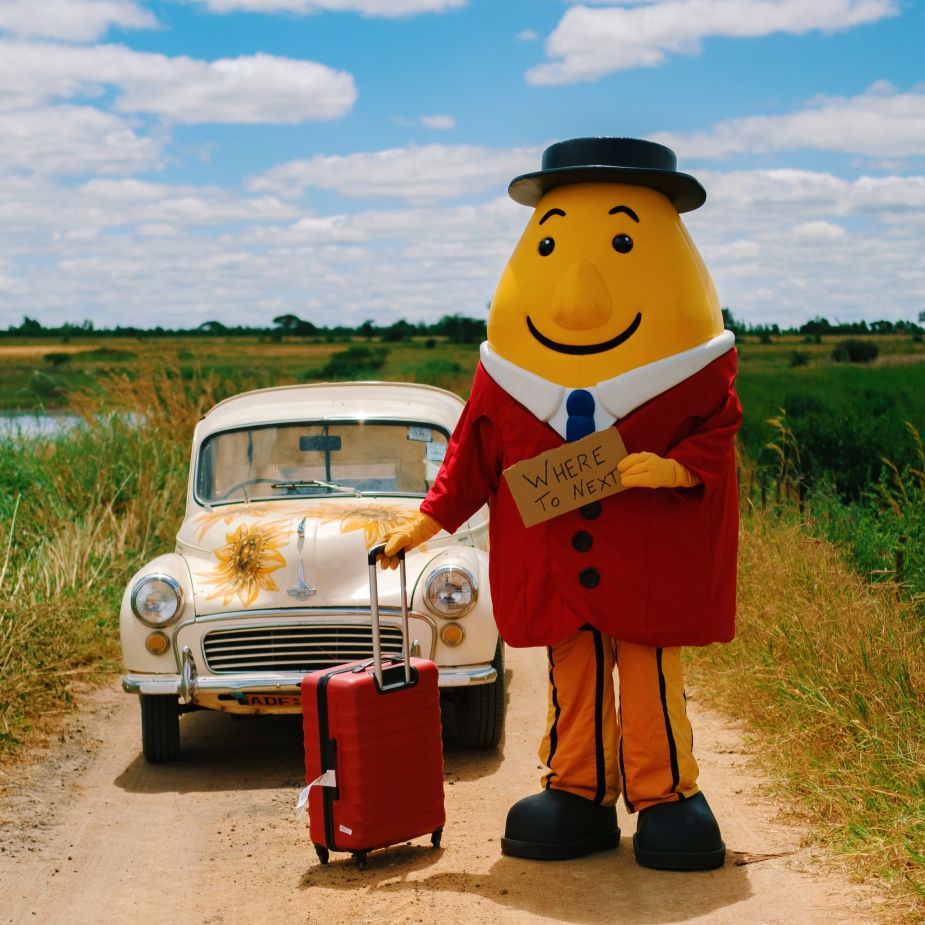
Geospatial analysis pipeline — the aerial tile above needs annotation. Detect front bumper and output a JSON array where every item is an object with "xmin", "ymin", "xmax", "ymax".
[{"xmin": 122, "ymin": 646, "xmax": 497, "ymax": 703}]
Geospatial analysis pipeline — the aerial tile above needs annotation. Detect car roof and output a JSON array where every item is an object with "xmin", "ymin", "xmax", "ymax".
[{"xmin": 196, "ymin": 381, "xmax": 466, "ymax": 439}]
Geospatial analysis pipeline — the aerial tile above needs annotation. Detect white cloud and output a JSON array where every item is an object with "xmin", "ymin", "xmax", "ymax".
[
  {"xmin": 199, "ymin": 0, "xmax": 466, "ymax": 16},
  {"xmin": 247, "ymin": 143, "xmax": 541, "ymax": 201},
  {"xmin": 0, "ymin": 105, "xmax": 163, "ymax": 175},
  {"xmin": 0, "ymin": 41, "xmax": 357, "ymax": 123},
  {"xmin": 0, "ymin": 175, "xmax": 297, "ymax": 247},
  {"xmin": 420, "ymin": 114, "xmax": 455, "ymax": 130},
  {"xmin": 1, "ymin": 162, "xmax": 923, "ymax": 332},
  {"xmin": 393, "ymin": 114, "xmax": 456, "ymax": 129},
  {"xmin": 696, "ymin": 168, "xmax": 925, "ymax": 221},
  {"xmin": 792, "ymin": 220, "xmax": 848, "ymax": 240},
  {"xmin": 0, "ymin": 0, "xmax": 156, "ymax": 42},
  {"xmin": 655, "ymin": 84, "xmax": 925, "ymax": 159},
  {"xmin": 683, "ymin": 168, "xmax": 925, "ymax": 326},
  {"xmin": 0, "ymin": 178, "xmax": 521, "ymax": 328},
  {"xmin": 515, "ymin": 29, "xmax": 539, "ymax": 42},
  {"xmin": 527, "ymin": 0, "xmax": 899, "ymax": 85},
  {"xmin": 118, "ymin": 51, "xmax": 357, "ymax": 123}
]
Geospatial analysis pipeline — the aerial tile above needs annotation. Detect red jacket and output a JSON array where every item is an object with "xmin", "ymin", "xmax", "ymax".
[{"xmin": 421, "ymin": 349, "xmax": 741, "ymax": 648}]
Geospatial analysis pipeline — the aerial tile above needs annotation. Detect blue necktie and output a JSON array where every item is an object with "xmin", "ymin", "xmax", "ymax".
[{"xmin": 566, "ymin": 389, "xmax": 595, "ymax": 442}]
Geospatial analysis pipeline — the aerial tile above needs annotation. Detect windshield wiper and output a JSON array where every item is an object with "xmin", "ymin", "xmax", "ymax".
[{"xmin": 270, "ymin": 479, "xmax": 360, "ymax": 497}]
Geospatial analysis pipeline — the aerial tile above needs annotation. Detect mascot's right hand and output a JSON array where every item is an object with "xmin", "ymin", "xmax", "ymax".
[
  {"xmin": 379, "ymin": 512, "xmax": 441, "ymax": 570},
  {"xmin": 618, "ymin": 451, "xmax": 701, "ymax": 489}
]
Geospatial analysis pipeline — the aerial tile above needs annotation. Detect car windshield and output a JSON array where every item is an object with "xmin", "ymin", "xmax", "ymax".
[{"xmin": 196, "ymin": 421, "xmax": 449, "ymax": 503}]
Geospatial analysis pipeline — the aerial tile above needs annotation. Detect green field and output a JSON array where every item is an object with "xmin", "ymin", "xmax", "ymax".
[
  {"xmin": 5, "ymin": 331, "xmax": 925, "ymax": 470},
  {"xmin": 735, "ymin": 334, "xmax": 925, "ymax": 496},
  {"xmin": 0, "ymin": 336, "xmax": 482, "ymax": 413}
]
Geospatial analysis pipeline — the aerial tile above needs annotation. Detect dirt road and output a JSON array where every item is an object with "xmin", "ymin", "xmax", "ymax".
[{"xmin": 0, "ymin": 646, "xmax": 880, "ymax": 925}]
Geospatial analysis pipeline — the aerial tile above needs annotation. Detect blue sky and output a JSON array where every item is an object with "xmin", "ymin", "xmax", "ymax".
[{"xmin": 1, "ymin": 0, "xmax": 924, "ymax": 330}]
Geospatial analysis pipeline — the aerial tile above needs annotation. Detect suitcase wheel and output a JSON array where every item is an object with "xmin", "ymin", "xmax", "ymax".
[
  {"xmin": 431, "ymin": 827, "xmax": 443, "ymax": 849},
  {"xmin": 353, "ymin": 851, "xmax": 368, "ymax": 871},
  {"xmin": 314, "ymin": 844, "xmax": 330, "ymax": 865}
]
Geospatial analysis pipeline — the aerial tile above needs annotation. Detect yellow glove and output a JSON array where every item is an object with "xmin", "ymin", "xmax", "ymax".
[
  {"xmin": 379, "ymin": 512, "xmax": 441, "ymax": 570},
  {"xmin": 617, "ymin": 452, "xmax": 701, "ymax": 490}
]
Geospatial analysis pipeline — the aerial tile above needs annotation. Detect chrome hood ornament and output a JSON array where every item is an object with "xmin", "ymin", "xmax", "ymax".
[
  {"xmin": 287, "ymin": 561, "xmax": 316, "ymax": 600},
  {"xmin": 288, "ymin": 517, "xmax": 316, "ymax": 600}
]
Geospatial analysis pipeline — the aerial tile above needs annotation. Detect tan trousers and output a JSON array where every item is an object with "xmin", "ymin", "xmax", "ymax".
[{"xmin": 539, "ymin": 627, "xmax": 699, "ymax": 813}]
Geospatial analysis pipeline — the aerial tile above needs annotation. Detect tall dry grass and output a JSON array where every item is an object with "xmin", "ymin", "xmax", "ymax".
[
  {"xmin": 691, "ymin": 506, "xmax": 924, "ymax": 921},
  {"xmin": 0, "ymin": 358, "xmax": 234, "ymax": 753}
]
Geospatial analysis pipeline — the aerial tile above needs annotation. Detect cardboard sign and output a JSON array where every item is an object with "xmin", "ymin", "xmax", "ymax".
[{"xmin": 503, "ymin": 428, "xmax": 628, "ymax": 527}]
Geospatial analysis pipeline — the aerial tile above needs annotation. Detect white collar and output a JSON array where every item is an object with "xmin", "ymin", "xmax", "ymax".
[{"xmin": 479, "ymin": 330, "xmax": 735, "ymax": 439}]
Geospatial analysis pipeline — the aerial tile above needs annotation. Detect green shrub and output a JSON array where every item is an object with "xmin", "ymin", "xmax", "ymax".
[
  {"xmin": 409, "ymin": 358, "xmax": 463, "ymax": 388},
  {"xmin": 807, "ymin": 430, "xmax": 925, "ymax": 602},
  {"xmin": 381, "ymin": 320, "xmax": 415, "ymax": 343},
  {"xmin": 763, "ymin": 396, "xmax": 913, "ymax": 499},
  {"xmin": 315, "ymin": 345, "xmax": 389, "ymax": 380},
  {"xmin": 29, "ymin": 371, "xmax": 64, "ymax": 401},
  {"xmin": 44, "ymin": 353, "xmax": 72, "ymax": 367},
  {"xmin": 789, "ymin": 350, "xmax": 809, "ymax": 368},
  {"xmin": 82, "ymin": 347, "xmax": 137, "ymax": 361},
  {"xmin": 832, "ymin": 339, "xmax": 879, "ymax": 363}
]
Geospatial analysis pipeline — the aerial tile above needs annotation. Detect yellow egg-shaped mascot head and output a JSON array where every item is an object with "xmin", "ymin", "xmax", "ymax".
[{"xmin": 488, "ymin": 137, "xmax": 723, "ymax": 387}]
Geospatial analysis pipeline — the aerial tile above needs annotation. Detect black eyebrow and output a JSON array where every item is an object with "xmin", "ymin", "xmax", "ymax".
[
  {"xmin": 609, "ymin": 205, "xmax": 640, "ymax": 223},
  {"xmin": 539, "ymin": 208, "xmax": 566, "ymax": 225}
]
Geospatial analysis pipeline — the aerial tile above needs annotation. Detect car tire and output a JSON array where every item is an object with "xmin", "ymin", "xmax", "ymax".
[
  {"xmin": 459, "ymin": 639, "xmax": 506, "ymax": 749},
  {"xmin": 140, "ymin": 694, "xmax": 181, "ymax": 762}
]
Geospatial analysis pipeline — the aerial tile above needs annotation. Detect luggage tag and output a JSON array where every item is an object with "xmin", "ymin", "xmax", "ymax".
[{"xmin": 295, "ymin": 769, "xmax": 337, "ymax": 820}]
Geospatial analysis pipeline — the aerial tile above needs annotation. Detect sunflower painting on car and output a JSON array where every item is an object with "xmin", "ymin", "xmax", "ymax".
[{"xmin": 199, "ymin": 522, "xmax": 289, "ymax": 608}]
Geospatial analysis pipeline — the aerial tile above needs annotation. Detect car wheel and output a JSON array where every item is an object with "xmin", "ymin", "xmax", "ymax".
[
  {"xmin": 140, "ymin": 694, "xmax": 181, "ymax": 762},
  {"xmin": 459, "ymin": 639, "xmax": 506, "ymax": 749}
]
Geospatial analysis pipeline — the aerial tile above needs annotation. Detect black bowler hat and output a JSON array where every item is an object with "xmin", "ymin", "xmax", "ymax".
[{"xmin": 508, "ymin": 137, "xmax": 706, "ymax": 213}]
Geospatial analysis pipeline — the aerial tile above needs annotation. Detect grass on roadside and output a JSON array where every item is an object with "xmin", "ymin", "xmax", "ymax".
[
  {"xmin": 690, "ymin": 507, "xmax": 925, "ymax": 922},
  {"xmin": 0, "ymin": 359, "xmax": 232, "ymax": 753}
]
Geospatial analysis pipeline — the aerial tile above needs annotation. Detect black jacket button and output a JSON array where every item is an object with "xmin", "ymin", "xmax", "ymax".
[
  {"xmin": 580, "ymin": 502, "xmax": 602, "ymax": 520},
  {"xmin": 572, "ymin": 531, "xmax": 593, "ymax": 553},
  {"xmin": 579, "ymin": 567, "xmax": 600, "ymax": 588}
]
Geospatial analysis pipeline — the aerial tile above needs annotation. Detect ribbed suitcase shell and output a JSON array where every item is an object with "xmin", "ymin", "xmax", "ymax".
[{"xmin": 301, "ymin": 655, "xmax": 445, "ymax": 865}]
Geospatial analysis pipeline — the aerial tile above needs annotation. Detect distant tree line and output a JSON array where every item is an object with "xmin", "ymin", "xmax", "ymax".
[
  {"xmin": 721, "ymin": 308, "xmax": 925, "ymax": 342},
  {"xmin": 1, "ymin": 313, "xmax": 487, "ymax": 344},
  {"xmin": 4, "ymin": 310, "xmax": 923, "ymax": 343}
]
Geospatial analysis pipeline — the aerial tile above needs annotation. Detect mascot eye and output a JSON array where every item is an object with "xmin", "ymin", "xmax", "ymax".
[
  {"xmin": 612, "ymin": 234, "xmax": 633, "ymax": 254},
  {"xmin": 538, "ymin": 237, "xmax": 555, "ymax": 257}
]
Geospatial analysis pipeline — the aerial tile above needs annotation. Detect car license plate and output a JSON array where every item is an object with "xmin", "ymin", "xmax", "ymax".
[{"xmin": 239, "ymin": 694, "xmax": 301, "ymax": 707}]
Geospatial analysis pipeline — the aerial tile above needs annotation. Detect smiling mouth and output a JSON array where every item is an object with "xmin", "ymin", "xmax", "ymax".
[{"xmin": 526, "ymin": 312, "xmax": 642, "ymax": 355}]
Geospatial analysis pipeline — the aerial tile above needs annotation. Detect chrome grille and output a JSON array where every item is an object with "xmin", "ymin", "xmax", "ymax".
[{"xmin": 202, "ymin": 622, "xmax": 405, "ymax": 673}]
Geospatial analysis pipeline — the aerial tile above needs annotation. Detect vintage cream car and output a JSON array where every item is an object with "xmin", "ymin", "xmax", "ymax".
[{"xmin": 121, "ymin": 381, "xmax": 504, "ymax": 762}]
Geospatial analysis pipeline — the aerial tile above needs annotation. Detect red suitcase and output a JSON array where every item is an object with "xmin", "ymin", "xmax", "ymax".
[{"xmin": 299, "ymin": 544, "xmax": 445, "ymax": 869}]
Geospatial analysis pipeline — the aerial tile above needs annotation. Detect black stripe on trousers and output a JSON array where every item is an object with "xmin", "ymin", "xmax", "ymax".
[
  {"xmin": 656, "ymin": 647, "xmax": 681, "ymax": 794},
  {"xmin": 544, "ymin": 646, "xmax": 560, "ymax": 788},
  {"xmin": 591, "ymin": 629, "xmax": 606, "ymax": 804},
  {"xmin": 615, "ymin": 643, "xmax": 634, "ymax": 812}
]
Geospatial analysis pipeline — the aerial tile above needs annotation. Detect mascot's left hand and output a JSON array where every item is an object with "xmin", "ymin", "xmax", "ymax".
[{"xmin": 618, "ymin": 452, "xmax": 701, "ymax": 489}]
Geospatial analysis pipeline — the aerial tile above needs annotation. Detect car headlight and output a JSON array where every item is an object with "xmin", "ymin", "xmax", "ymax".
[
  {"xmin": 130, "ymin": 575, "xmax": 183, "ymax": 627},
  {"xmin": 424, "ymin": 565, "xmax": 477, "ymax": 619}
]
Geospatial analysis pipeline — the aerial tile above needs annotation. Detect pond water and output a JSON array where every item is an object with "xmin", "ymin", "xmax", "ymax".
[{"xmin": 0, "ymin": 412, "xmax": 81, "ymax": 438}]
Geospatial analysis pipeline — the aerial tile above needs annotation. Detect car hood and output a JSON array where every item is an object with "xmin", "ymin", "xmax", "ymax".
[{"xmin": 177, "ymin": 497, "xmax": 434, "ymax": 616}]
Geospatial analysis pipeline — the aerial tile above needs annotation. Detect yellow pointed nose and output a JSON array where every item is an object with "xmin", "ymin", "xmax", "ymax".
[{"xmin": 551, "ymin": 261, "xmax": 613, "ymax": 331}]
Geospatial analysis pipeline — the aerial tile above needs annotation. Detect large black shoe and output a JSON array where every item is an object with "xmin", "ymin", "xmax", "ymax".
[
  {"xmin": 633, "ymin": 792, "xmax": 726, "ymax": 871},
  {"xmin": 501, "ymin": 789, "xmax": 620, "ymax": 860}
]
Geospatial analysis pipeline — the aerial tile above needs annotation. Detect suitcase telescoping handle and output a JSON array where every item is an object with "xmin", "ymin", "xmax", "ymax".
[{"xmin": 367, "ymin": 543, "xmax": 412, "ymax": 690}]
